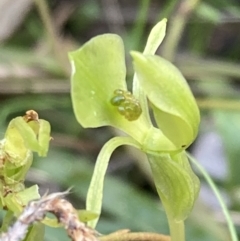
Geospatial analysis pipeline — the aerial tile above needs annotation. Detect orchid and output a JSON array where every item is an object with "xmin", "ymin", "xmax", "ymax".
[{"xmin": 69, "ymin": 19, "xmax": 200, "ymax": 241}]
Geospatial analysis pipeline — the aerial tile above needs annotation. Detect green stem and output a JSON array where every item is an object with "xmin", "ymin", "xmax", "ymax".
[
  {"xmin": 187, "ymin": 153, "xmax": 238, "ymax": 241},
  {"xmin": 164, "ymin": 204, "xmax": 185, "ymax": 241},
  {"xmin": 100, "ymin": 231, "xmax": 170, "ymax": 241},
  {"xmin": 86, "ymin": 136, "xmax": 141, "ymax": 228}
]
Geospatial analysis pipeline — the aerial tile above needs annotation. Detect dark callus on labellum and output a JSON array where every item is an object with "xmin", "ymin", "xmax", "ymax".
[{"xmin": 111, "ymin": 89, "xmax": 142, "ymax": 121}]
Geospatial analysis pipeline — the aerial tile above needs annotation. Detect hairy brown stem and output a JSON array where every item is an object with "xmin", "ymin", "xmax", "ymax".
[{"xmin": 0, "ymin": 191, "xmax": 98, "ymax": 241}]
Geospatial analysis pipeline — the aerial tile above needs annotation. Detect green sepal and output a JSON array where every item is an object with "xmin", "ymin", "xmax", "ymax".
[
  {"xmin": 131, "ymin": 52, "xmax": 200, "ymax": 148},
  {"xmin": 148, "ymin": 151, "xmax": 200, "ymax": 221},
  {"xmin": 38, "ymin": 120, "xmax": 51, "ymax": 156}
]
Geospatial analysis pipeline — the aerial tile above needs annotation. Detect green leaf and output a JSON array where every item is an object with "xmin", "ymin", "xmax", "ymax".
[
  {"xmin": 148, "ymin": 151, "xmax": 200, "ymax": 221},
  {"xmin": 0, "ymin": 211, "xmax": 14, "ymax": 233},
  {"xmin": 131, "ymin": 52, "xmax": 200, "ymax": 148},
  {"xmin": 23, "ymin": 223, "xmax": 45, "ymax": 241}
]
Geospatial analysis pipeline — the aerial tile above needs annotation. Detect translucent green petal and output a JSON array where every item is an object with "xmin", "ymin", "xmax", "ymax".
[
  {"xmin": 131, "ymin": 52, "xmax": 200, "ymax": 148},
  {"xmin": 69, "ymin": 34, "xmax": 127, "ymax": 128}
]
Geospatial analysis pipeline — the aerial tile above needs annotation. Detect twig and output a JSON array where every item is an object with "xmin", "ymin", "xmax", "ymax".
[
  {"xmin": 0, "ymin": 191, "xmax": 99, "ymax": 241},
  {"xmin": 34, "ymin": 0, "xmax": 70, "ymax": 76},
  {"xmin": 161, "ymin": 0, "xmax": 201, "ymax": 61}
]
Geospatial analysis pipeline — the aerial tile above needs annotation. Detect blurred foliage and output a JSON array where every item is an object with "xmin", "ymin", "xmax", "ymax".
[{"xmin": 1, "ymin": 0, "xmax": 240, "ymax": 240}]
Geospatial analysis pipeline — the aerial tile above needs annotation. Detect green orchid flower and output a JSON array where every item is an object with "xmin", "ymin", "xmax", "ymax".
[
  {"xmin": 69, "ymin": 19, "xmax": 200, "ymax": 241},
  {"xmin": 0, "ymin": 110, "xmax": 51, "ymax": 214}
]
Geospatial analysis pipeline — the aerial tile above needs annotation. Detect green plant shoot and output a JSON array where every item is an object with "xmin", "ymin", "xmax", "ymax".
[{"xmin": 69, "ymin": 19, "xmax": 200, "ymax": 241}]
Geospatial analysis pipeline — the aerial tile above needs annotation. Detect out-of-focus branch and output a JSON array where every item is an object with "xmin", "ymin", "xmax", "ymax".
[
  {"xmin": 0, "ymin": 78, "xmax": 70, "ymax": 94},
  {"xmin": 161, "ymin": 0, "xmax": 201, "ymax": 61},
  {"xmin": 34, "ymin": 0, "xmax": 70, "ymax": 76},
  {"xmin": 197, "ymin": 98, "xmax": 240, "ymax": 111},
  {"xmin": 0, "ymin": 0, "xmax": 32, "ymax": 42},
  {"xmin": 101, "ymin": 0, "xmax": 126, "ymax": 36}
]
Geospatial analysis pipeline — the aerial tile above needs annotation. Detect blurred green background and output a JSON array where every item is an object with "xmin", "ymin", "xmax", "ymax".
[{"xmin": 1, "ymin": 0, "xmax": 240, "ymax": 240}]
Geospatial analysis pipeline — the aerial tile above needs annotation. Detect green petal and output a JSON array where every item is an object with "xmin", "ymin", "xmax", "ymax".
[
  {"xmin": 143, "ymin": 18, "xmax": 167, "ymax": 55},
  {"xmin": 148, "ymin": 152, "xmax": 200, "ymax": 221},
  {"xmin": 132, "ymin": 19, "xmax": 167, "ymax": 129},
  {"xmin": 131, "ymin": 51, "xmax": 200, "ymax": 148}
]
